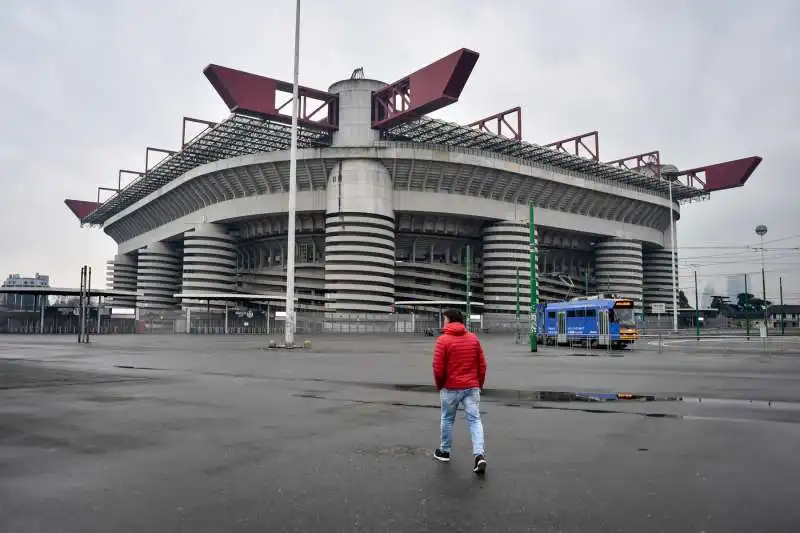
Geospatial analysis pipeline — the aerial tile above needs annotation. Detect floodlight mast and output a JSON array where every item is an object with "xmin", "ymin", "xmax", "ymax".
[{"xmin": 284, "ymin": 0, "xmax": 301, "ymax": 347}]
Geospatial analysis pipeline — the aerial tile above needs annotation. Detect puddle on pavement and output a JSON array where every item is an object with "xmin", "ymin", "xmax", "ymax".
[
  {"xmin": 385, "ymin": 383, "xmax": 677, "ymax": 403},
  {"xmin": 502, "ymin": 403, "xmax": 683, "ymax": 419},
  {"xmin": 679, "ymin": 397, "xmax": 800, "ymax": 411}
]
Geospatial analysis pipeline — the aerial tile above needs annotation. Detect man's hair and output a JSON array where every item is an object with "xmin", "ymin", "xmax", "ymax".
[{"xmin": 443, "ymin": 309, "xmax": 464, "ymax": 324}]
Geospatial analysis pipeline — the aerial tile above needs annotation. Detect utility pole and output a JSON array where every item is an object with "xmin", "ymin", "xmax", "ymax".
[
  {"xmin": 78, "ymin": 265, "xmax": 92, "ymax": 344},
  {"xmin": 779, "ymin": 276, "xmax": 785, "ymax": 336},
  {"xmin": 694, "ymin": 270, "xmax": 700, "ymax": 341},
  {"xmin": 465, "ymin": 244, "xmax": 472, "ymax": 330},
  {"xmin": 756, "ymin": 225, "xmax": 768, "ymax": 335},
  {"xmin": 529, "ymin": 202, "xmax": 538, "ymax": 353},
  {"xmin": 744, "ymin": 274, "xmax": 750, "ymax": 339}
]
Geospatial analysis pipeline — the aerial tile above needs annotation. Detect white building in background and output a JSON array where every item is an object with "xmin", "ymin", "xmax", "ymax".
[
  {"xmin": 1, "ymin": 273, "xmax": 50, "ymax": 310},
  {"xmin": 727, "ymin": 274, "xmax": 750, "ymax": 300},
  {"xmin": 701, "ymin": 283, "xmax": 715, "ymax": 309}
]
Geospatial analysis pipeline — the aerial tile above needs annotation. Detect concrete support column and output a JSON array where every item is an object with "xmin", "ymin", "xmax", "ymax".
[
  {"xmin": 482, "ymin": 221, "xmax": 532, "ymax": 315},
  {"xmin": 643, "ymin": 248, "xmax": 678, "ymax": 310},
  {"xmin": 324, "ymin": 160, "xmax": 395, "ymax": 313},
  {"xmin": 136, "ymin": 242, "xmax": 181, "ymax": 310},
  {"xmin": 108, "ymin": 252, "xmax": 137, "ymax": 308},
  {"xmin": 181, "ymin": 222, "xmax": 237, "ymax": 310},
  {"xmin": 594, "ymin": 238, "xmax": 643, "ymax": 311},
  {"xmin": 323, "ymin": 78, "xmax": 395, "ymax": 314}
]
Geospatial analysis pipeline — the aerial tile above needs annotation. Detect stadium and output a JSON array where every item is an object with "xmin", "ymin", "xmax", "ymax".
[{"xmin": 65, "ymin": 48, "xmax": 761, "ymax": 330}]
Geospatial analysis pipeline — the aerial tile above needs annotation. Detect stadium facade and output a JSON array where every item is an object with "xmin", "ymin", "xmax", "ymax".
[{"xmin": 65, "ymin": 48, "xmax": 761, "ymax": 322}]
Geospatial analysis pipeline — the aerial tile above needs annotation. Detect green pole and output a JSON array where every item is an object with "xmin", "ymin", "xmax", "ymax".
[
  {"xmin": 515, "ymin": 267, "xmax": 521, "ymax": 343},
  {"xmin": 761, "ymin": 265, "xmax": 768, "ymax": 335},
  {"xmin": 584, "ymin": 268, "xmax": 589, "ymax": 296},
  {"xmin": 694, "ymin": 270, "xmax": 700, "ymax": 341},
  {"xmin": 529, "ymin": 202, "xmax": 538, "ymax": 353},
  {"xmin": 744, "ymin": 274, "xmax": 750, "ymax": 338},
  {"xmin": 780, "ymin": 276, "xmax": 785, "ymax": 336},
  {"xmin": 465, "ymin": 244, "xmax": 472, "ymax": 330}
]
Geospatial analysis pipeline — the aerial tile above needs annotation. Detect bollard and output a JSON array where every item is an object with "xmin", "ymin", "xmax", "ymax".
[{"xmin": 303, "ymin": 340, "xmax": 312, "ymax": 349}]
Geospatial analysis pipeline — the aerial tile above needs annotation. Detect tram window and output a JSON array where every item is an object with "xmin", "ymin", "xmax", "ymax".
[
  {"xmin": 609, "ymin": 309, "xmax": 616, "ymax": 323},
  {"xmin": 586, "ymin": 310, "xmax": 596, "ymax": 317},
  {"xmin": 567, "ymin": 310, "xmax": 576, "ymax": 317},
  {"xmin": 575, "ymin": 310, "xmax": 585, "ymax": 317},
  {"xmin": 548, "ymin": 312, "xmax": 556, "ymax": 318}
]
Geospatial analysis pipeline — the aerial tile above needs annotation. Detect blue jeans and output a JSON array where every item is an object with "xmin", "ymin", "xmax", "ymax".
[{"xmin": 439, "ymin": 387, "xmax": 485, "ymax": 456}]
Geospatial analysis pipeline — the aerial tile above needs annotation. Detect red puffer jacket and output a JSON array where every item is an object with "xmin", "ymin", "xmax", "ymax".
[{"xmin": 432, "ymin": 322, "xmax": 487, "ymax": 390}]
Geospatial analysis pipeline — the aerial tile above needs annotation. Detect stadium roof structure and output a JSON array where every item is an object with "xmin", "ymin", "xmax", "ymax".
[
  {"xmin": 0, "ymin": 286, "xmax": 137, "ymax": 298},
  {"xmin": 66, "ymin": 48, "xmax": 762, "ymax": 226}
]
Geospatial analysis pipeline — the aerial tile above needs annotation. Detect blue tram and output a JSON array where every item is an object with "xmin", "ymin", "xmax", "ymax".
[{"xmin": 542, "ymin": 298, "xmax": 638, "ymax": 348}]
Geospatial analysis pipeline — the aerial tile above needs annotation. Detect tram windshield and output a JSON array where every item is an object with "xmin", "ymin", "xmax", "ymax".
[{"xmin": 613, "ymin": 302, "xmax": 636, "ymax": 326}]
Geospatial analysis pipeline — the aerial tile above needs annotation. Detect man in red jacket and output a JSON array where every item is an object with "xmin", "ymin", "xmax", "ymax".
[{"xmin": 432, "ymin": 309, "xmax": 488, "ymax": 474}]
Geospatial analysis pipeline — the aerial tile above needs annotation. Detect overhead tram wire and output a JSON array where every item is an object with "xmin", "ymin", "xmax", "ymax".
[
  {"xmin": 680, "ymin": 256, "xmax": 800, "ymax": 267},
  {"xmin": 679, "ymin": 267, "xmax": 800, "ymax": 279},
  {"xmin": 678, "ymin": 249, "xmax": 798, "ymax": 261}
]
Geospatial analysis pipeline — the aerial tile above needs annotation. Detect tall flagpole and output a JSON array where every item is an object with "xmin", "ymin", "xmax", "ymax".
[{"xmin": 284, "ymin": 0, "xmax": 301, "ymax": 347}]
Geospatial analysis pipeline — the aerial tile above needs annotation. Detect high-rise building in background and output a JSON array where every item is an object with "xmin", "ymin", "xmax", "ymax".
[
  {"xmin": 701, "ymin": 283, "xmax": 715, "ymax": 309},
  {"xmin": 1, "ymin": 273, "xmax": 50, "ymax": 310},
  {"xmin": 726, "ymin": 274, "xmax": 750, "ymax": 300}
]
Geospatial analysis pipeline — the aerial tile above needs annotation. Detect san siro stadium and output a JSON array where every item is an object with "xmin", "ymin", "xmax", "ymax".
[{"xmin": 66, "ymin": 48, "xmax": 761, "ymax": 331}]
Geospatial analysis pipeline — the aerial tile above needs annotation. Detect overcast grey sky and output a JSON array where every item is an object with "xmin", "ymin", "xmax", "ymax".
[{"xmin": 1, "ymin": 0, "xmax": 798, "ymax": 302}]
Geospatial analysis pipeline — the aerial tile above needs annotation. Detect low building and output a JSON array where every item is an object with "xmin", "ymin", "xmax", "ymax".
[
  {"xmin": 1, "ymin": 273, "xmax": 50, "ymax": 311},
  {"xmin": 767, "ymin": 304, "xmax": 800, "ymax": 329}
]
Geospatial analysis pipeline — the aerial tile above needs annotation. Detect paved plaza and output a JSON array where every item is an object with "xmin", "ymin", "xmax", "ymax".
[{"xmin": 2, "ymin": 334, "xmax": 800, "ymax": 532}]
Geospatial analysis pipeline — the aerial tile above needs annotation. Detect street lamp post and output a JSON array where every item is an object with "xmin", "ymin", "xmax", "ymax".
[
  {"xmin": 667, "ymin": 176, "xmax": 679, "ymax": 333},
  {"xmin": 284, "ymin": 0, "xmax": 301, "ymax": 347},
  {"xmin": 755, "ymin": 224, "xmax": 768, "ymax": 334}
]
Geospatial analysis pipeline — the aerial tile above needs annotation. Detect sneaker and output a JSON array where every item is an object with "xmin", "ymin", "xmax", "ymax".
[
  {"xmin": 473, "ymin": 454, "xmax": 487, "ymax": 474},
  {"xmin": 433, "ymin": 448, "xmax": 451, "ymax": 462}
]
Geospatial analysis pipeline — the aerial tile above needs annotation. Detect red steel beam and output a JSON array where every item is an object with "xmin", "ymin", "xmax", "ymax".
[
  {"xmin": 543, "ymin": 131, "xmax": 599, "ymax": 161},
  {"xmin": 665, "ymin": 156, "xmax": 762, "ymax": 192},
  {"xmin": 204, "ymin": 64, "xmax": 338, "ymax": 131},
  {"xmin": 64, "ymin": 199, "xmax": 101, "ymax": 220},
  {"xmin": 606, "ymin": 151, "xmax": 661, "ymax": 177},
  {"xmin": 372, "ymin": 48, "xmax": 480, "ymax": 129},
  {"xmin": 465, "ymin": 107, "xmax": 522, "ymax": 141}
]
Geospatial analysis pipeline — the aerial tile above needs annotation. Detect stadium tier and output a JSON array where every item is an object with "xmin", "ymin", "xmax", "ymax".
[{"xmin": 66, "ymin": 48, "xmax": 761, "ymax": 321}]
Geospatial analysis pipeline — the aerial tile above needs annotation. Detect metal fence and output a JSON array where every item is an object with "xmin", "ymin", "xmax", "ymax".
[
  {"xmin": 4, "ymin": 307, "xmax": 799, "ymax": 354},
  {"xmin": 518, "ymin": 330, "xmax": 800, "ymax": 356},
  {"xmin": 133, "ymin": 310, "xmax": 532, "ymax": 336},
  {"xmin": 0, "ymin": 311, "xmax": 137, "ymax": 334},
  {"xmin": 133, "ymin": 310, "xmax": 447, "ymax": 336}
]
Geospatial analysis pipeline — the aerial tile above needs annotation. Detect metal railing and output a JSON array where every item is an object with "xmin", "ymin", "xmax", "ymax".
[
  {"xmin": 531, "ymin": 330, "xmax": 800, "ymax": 356},
  {"xmin": 0, "ymin": 315, "xmax": 137, "ymax": 335}
]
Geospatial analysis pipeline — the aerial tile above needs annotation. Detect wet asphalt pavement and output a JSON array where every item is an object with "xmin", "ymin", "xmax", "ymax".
[{"xmin": 2, "ymin": 334, "xmax": 800, "ymax": 532}]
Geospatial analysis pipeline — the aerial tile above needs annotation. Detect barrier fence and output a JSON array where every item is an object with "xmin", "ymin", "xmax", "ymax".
[
  {"xmin": 1, "ymin": 311, "xmax": 137, "ymax": 335},
  {"xmin": 2, "ymin": 309, "xmax": 798, "ymax": 355}
]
